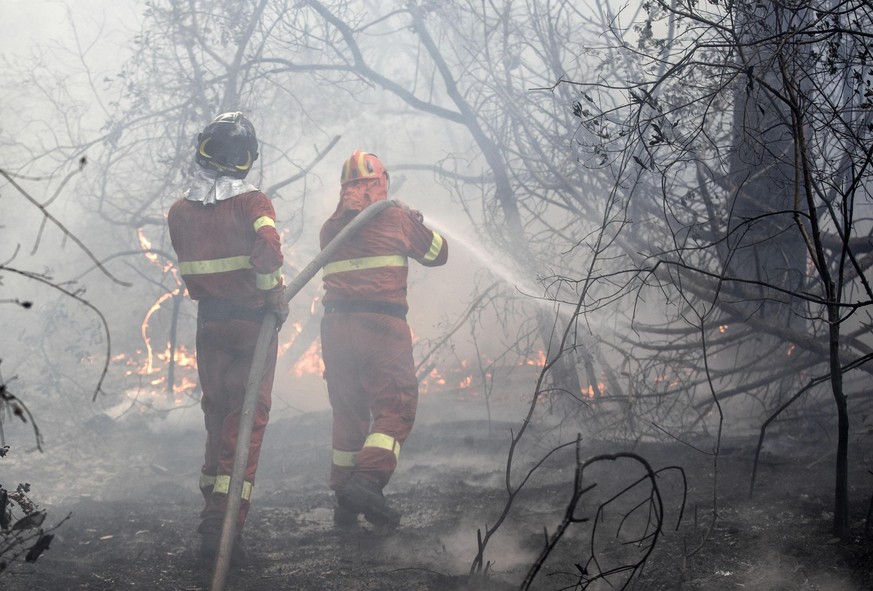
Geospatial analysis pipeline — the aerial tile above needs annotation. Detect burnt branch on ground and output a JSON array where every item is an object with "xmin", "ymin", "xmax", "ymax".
[
  {"xmin": 0, "ymin": 447, "xmax": 69, "ymax": 578},
  {"xmin": 521, "ymin": 441, "xmax": 686, "ymax": 590},
  {"xmin": 0, "ymin": 365, "xmax": 41, "ymax": 451}
]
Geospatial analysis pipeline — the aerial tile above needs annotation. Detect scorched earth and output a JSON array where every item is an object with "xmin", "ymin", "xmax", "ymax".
[{"xmin": 2, "ymin": 390, "xmax": 872, "ymax": 591}]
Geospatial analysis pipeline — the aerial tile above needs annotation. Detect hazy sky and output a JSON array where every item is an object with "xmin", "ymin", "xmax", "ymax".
[
  {"xmin": 3, "ymin": 1, "xmax": 68, "ymax": 47},
  {"xmin": 2, "ymin": 0, "xmax": 138, "ymax": 63}
]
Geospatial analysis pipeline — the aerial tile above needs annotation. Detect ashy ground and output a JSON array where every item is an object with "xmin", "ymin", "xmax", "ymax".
[{"xmin": 2, "ymin": 393, "xmax": 872, "ymax": 590}]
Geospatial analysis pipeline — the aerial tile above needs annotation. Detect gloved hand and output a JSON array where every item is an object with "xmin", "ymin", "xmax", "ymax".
[
  {"xmin": 264, "ymin": 285, "xmax": 289, "ymax": 330},
  {"xmin": 391, "ymin": 199, "xmax": 424, "ymax": 224}
]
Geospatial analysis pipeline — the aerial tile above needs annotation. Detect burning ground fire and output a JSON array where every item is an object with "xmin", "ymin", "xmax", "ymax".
[
  {"xmin": 120, "ymin": 324, "xmax": 329, "ymax": 400},
  {"xmin": 123, "ymin": 231, "xmax": 606, "ymax": 410},
  {"xmin": 416, "ymin": 350, "xmax": 605, "ymax": 402},
  {"xmin": 112, "ymin": 345, "xmax": 198, "ymax": 400},
  {"xmin": 126, "ymin": 271, "xmax": 604, "ymax": 407},
  {"xmin": 283, "ymin": 323, "xmax": 325, "ymax": 378},
  {"xmin": 121, "ymin": 311, "xmax": 566, "ymax": 407}
]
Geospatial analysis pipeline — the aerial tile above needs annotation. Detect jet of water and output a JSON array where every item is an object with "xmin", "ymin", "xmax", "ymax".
[
  {"xmin": 423, "ymin": 212, "xmax": 586, "ymax": 328},
  {"xmin": 424, "ymin": 214, "xmax": 543, "ymax": 297}
]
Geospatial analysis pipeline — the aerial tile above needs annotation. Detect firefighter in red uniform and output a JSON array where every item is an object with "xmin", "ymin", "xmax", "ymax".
[
  {"xmin": 167, "ymin": 112, "xmax": 288, "ymax": 565},
  {"xmin": 320, "ymin": 150, "xmax": 448, "ymax": 528}
]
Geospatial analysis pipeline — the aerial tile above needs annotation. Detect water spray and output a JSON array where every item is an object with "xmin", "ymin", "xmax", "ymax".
[{"xmin": 424, "ymin": 214, "xmax": 572, "ymax": 319}]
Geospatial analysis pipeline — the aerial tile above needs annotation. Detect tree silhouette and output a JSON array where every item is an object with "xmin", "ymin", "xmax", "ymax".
[{"xmin": 564, "ymin": 0, "xmax": 873, "ymax": 537}]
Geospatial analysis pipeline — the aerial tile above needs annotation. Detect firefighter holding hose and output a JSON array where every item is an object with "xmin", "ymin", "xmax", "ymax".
[
  {"xmin": 167, "ymin": 112, "xmax": 288, "ymax": 566},
  {"xmin": 320, "ymin": 150, "xmax": 449, "ymax": 528}
]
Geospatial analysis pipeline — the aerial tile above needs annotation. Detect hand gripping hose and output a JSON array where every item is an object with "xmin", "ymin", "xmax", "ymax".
[{"xmin": 210, "ymin": 199, "xmax": 393, "ymax": 590}]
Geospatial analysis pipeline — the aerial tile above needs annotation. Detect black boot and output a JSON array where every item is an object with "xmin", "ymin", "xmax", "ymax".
[
  {"xmin": 336, "ymin": 476, "xmax": 400, "ymax": 529},
  {"xmin": 333, "ymin": 492, "xmax": 361, "ymax": 528},
  {"xmin": 198, "ymin": 518, "xmax": 221, "ymax": 565},
  {"xmin": 230, "ymin": 532, "xmax": 249, "ymax": 567},
  {"xmin": 198, "ymin": 518, "xmax": 249, "ymax": 567},
  {"xmin": 333, "ymin": 501, "xmax": 360, "ymax": 528}
]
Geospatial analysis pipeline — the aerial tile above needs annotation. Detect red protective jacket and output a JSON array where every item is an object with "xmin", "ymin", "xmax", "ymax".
[
  {"xmin": 319, "ymin": 181, "xmax": 448, "ymax": 308},
  {"xmin": 167, "ymin": 189, "xmax": 284, "ymax": 529},
  {"xmin": 168, "ymin": 190, "xmax": 284, "ymax": 307},
  {"xmin": 319, "ymin": 177, "xmax": 448, "ymax": 491}
]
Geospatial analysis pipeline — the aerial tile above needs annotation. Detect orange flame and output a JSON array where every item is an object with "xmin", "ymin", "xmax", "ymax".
[
  {"xmin": 111, "ymin": 342, "xmax": 200, "ymax": 402},
  {"xmin": 278, "ymin": 322, "xmax": 305, "ymax": 356},
  {"xmin": 525, "ymin": 350, "xmax": 547, "ymax": 367},
  {"xmin": 157, "ymin": 343, "xmax": 197, "ymax": 369},
  {"xmin": 419, "ymin": 367, "xmax": 447, "ymax": 394},
  {"xmin": 292, "ymin": 341, "xmax": 324, "ymax": 377},
  {"xmin": 581, "ymin": 383, "xmax": 606, "ymax": 399},
  {"xmin": 141, "ymin": 291, "xmax": 181, "ymax": 374},
  {"xmin": 138, "ymin": 227, "xmax": 177, "ymax": 274}
]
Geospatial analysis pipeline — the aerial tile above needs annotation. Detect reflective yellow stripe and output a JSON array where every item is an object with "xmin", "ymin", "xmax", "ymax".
[
  {"xmin": 253, "ymin": 216, "xmax": 275, "ymax": 232},
  {"xmin": 422, "ymin": 232, "xmax": 444, "ymax": 262},
  {"xmin": 255, "ymin": 268, "xmax": 283, "ymax": 290},
  {"xmin": 199, "ymin": 139, "xmax": 253, "ymax": 174},
  {"xmin": 354, "ymin": 152, "xmax": 370, "ymax": 178},
  {"xmin": 343, "ymin": 151, "xmax": 371, "ymax": 182},
  {"xmin": 199, "ymin": 473, "xmax": 217, "ymax": 490},
  {"xmin": 180, "ymin": 255, "xmax": 251, "ymax": 275},
  {"xmin": 180, "ymin": 254, "xmax": 280, "ymax": 289},
  {"xmin": 363, "ymin": 433, "xmax": 400, "ymax": 461},
  {"xmin": 212, "ymin": 475, "xmax": 253, "ymax": 501},
  {"xmin": 322, "ymin": 255, "xmax": 408, "ymax": 277},
  {"xmin": 332, "ymin": 449, "xmax": 357, "ymax": 467}
]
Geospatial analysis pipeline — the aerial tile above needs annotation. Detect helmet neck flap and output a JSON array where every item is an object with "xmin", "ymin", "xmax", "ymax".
[{"xmin": 183, "ymin": 163, "xmax": 257, "ymax": 205}]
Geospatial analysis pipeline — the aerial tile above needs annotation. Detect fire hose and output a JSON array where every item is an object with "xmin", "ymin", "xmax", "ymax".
[{"xmin": 209, "ymin": 199, "xmax": 393, "ymax": 590}]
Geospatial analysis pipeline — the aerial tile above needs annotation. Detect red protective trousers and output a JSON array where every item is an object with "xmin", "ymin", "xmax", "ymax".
[
  {"xmin": 321, "ymin": 312, "xmax": 419, "ymax": 490},
  {"xmin": 196, "ymin": 315, "xmax": 276, "ymax": 529}
]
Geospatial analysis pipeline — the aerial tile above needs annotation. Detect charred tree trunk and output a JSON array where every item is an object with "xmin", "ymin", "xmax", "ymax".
[
  {"xmin": 536, "ymin": 311, "xmax": 583, "ymax": 409},
  {"xmin": 828, "ymin": 303, "xmax": 849, "ymax": 536},
  {"xmin": 725, "ymin": 5, "xmax": 808, "ymax": 328},
  {"xmin": 727, "ymin": 2, "xmax": 853, "ymax": 537}
]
